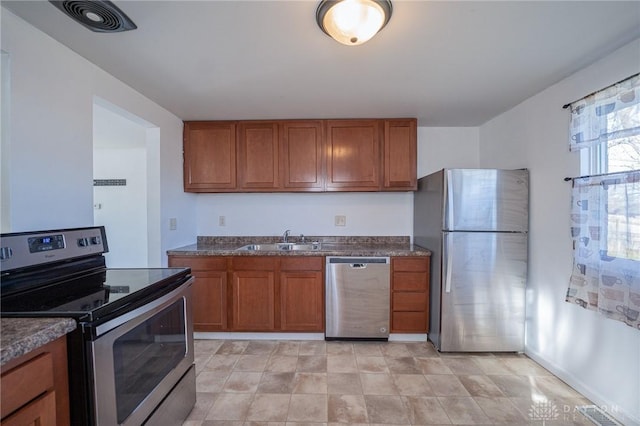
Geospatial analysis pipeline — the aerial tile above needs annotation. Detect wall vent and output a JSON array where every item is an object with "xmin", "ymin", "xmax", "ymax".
[
  {"xmin": 49, "ymin": 1, "xmax": 137, "ymax": 33},
  {"xmin": 577, "ymin": 405, "xmax": 623, "ymax": 426}
]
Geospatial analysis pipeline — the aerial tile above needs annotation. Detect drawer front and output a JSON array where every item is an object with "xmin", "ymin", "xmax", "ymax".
[
  {"xmin": 232, "ymin": 257, "xmax": 277, "ymax": 270},
  {"xmin": 393, "ymin": 257, "xmax": 428, "ymax": 272},
  {"xmin": 280, "ymin": 257, "xmax": 323, "ymax": 271},
  {"xmin": 393, "ymin": 292, "xmax": 427, "ymax": 311},
  {"xmin": 1, "ymin": 353, "xmax": 54, "ymax": 419},
  {"xmin": 392, "ymin": 311, "xmax": 428, "ymax": 333},
  {"xmin": 393, "ymin": 272, "xmax": 428, "ymax": 291},
  {"xmin": 169, "ymin": 256, "xmax": 227, "ymax": 271}
]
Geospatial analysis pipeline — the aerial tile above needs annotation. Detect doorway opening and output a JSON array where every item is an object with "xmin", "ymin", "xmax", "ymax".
[{"xmin": 93, "ymin": 98, "xmax": 161, "ymax": 267}]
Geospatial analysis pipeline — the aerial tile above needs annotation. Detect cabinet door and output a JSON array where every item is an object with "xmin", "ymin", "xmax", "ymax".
[
  {"xmin": 183, "ymin": 121, "xmax": 237, "ymax": 191},
  {"xmin": 192, "ymin": 271, "xmax": 227, "ymax": 331},
  {"xmin": 1, "ymin": 391, "xmax": 56, "ymax": 426},
  {"xmin": 280, "ymin": 270, "xmax": 324, "ymax": 331},
  {"xmin": 238, "ymin": 122, "xmax": 279, "ymax": 190},
  {"xmin": 325, "ymin": 120, "xmax": 381, "ymax": 190},
  {"xmin": 232, "ymin": 270, "xmax": 276, "ymax": 330},
  {"xmin": 383, "ymin": 119, "xmax": 417, "ymax": 190},
  {"xmin": 280, "ymin": 121, "xmax": 324, "ymax": 191}
]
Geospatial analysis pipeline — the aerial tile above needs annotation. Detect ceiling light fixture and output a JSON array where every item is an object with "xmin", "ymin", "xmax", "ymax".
[{"xmin": 316, "ymin": 0, "xmax": 392, "ymax": 46}]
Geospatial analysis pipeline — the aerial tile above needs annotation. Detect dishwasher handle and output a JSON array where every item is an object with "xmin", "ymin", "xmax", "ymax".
[
  {"xmin": 350, "ymin": 263, "xmax": 367, "ymax": 269},
  {"xmin": 328, "ymin": 257, "xmax": 389, "ymax": 264}
]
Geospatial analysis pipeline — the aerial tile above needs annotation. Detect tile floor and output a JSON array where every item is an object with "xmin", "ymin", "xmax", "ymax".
[{"xmin": 182, "ymin": 339, "xmax": 594, "ymax": 425}]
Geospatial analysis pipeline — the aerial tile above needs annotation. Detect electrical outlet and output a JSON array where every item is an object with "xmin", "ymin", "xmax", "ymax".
[
  {"xmin": 169, "ymin": 218, "xmax": 177, "ymax": 231},
  {"xmin": 219, "ymin": 216, "xmax": 226, "ymax": 226},
  {"xmin": 335, "ymin": 215, "xmax": 346, "ymax": 226}
]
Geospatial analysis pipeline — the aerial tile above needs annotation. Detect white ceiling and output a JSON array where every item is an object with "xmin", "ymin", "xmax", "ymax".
[{"xmin": 3, "ymin": 1, "xmax": 640, "ymax": 126}]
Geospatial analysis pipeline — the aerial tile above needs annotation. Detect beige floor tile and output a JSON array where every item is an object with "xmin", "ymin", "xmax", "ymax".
[
  {"xmin": 353, "ymin": 343, "xmax": 383, "ymax": 357},
  {"xmin": 458, "ymin": 374, "xmax": 505, "ymax": 397},
  {"xmin": 273, "ymin": 341, "xmax": 299, "ymax": 356},
  {"xmin": 298, "ymin": 341, "xmax": 326, "ymax": 355},
  {"xmin": 196, "ymin": 371, "xmax": 229, "ymax": 393},
  {"xmin": 244, "ymin": 341, "xmax": 277, "ymax": 355},
  {"xmin": 380, "ymin": 342, "xmax": 412, "ymax": 358},
  {"xmin": 328, "ymin": 394, "xmax": 369, "ymax": 423},
  {"xmin": 327, "ymin": 354, "xmax": 358, "ymax": 373},
  {"xmin": 246, "ymin": 393, "xmax": 291, "ymax": 422},
  {"xmin": 442, "ymin": 357, "xmax": 483, "ymax": 375},
  {"xmin": 204, "ymin": 355, "xmax": 240, "ymax": 372},
  {"xmin": 473, "ymin": 357, "xmax": 515, "ymax": 375},
  {"xmin": 360, "ymin": 373, "xmax": 398, "ymax": 395},
  {"xmin": 223, "ymin": 371, "xmax": 262, "ymax": 393},
  {"xmin": 415, "ymin": 357, "xmax": 453, "ymax": 375},
  {"xmin": 288, "ymin": 394, "xmax": 328, "ymax": 422},
  {"xmin": 234, "ymin": 354, "xmax": 269, "ymax": 372},
  {"xmin": 326, "ymin": 341, "xmax": 354, "ymax": 355},
  {"xmin": 215, "ymin": 341, "xmax": 249, "ymax": 355},
  {"xmin": 265, "ymin": 355, "xmax": 298, "ymax": 372},
  {"xmin": 195, "ymin": 339, "xmax": 225, "ymax": 353},
  {"xmin": 355, "ymin": 356, "xmax": 389, "ymax": 373},
  {"xmin": 364, "ymin": 395, "xmax": 410, "ymax": 424},
  {"xmin": 186, "ymin": 392, "xmax": 217, "ymax": 421},
  {"xmin": 206, "ymin": 393, "xmax": 254, "ymax": 421},
  {"xmin": 401, "ymin": 395, "xmax": 452, "ymax": 424},
  {"xmin": 474, "ymin": 396, "xmax": 528, "ymax": 423},
  {"xmin": 438, "ymin": 396, "xmax": 492, "ymax": 424},
  {"xmin": 531, "ymin": 375, "xmax": 585, "ymax": 399},
  {"xmin": 385, "ymin": 356, "xmax": 422, "ymax": 374},
  {"xmin": 327, "ymin": 372, "xmax": 363, "ymax": 394},
  {"xmin": 292, "ymin": 372, "xmax": 327, "ymax": 394},
  {"xmin": 502, "ymin": 357, "xmax": 552, "ymax": 376},
  {"xmin": 405, "ymin": 342, "xmax": 439, "ymax": 357},
  {"xmin": 392, "ymin": 373, "xmax": 434, "ymax": 396},
  {"xmin": 257, "ymin": 372, "xmax": 296, "ymax": 394},
  {"xmin": 488, "ymin": 374, "xmax": 541, "ymax": 398},
  {"xmin": 424, "ymin": 374, "xmax": 470, "ymax": 397},
  {"xmin": 296, "ymin": 355, "xmax": 327, "ymax": 372}
]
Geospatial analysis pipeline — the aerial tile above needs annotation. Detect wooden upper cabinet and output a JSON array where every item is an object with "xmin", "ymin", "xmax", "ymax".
[
  {"xmin": 325, "ymin": 120, "xmax": 382, "ymax": 191},
  {"xmin": 183, "ymin": 121, "xmax": 237, "ymax": 191},
  {"xmin": 237, "ymin": 122, "xmax": 279, "ymax": 190},
  {"xmin": 384, "ymin": 119, "xmax": 417, "ymax": 190},
  {"xmin": 280, "ymin": 121, "xmax": 325, "ymax": 191}
]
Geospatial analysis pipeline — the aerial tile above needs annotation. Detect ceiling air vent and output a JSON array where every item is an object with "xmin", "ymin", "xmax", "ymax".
[{"xmin": 49, "ymin": 1, "xmax": 137, "ymax": 33}]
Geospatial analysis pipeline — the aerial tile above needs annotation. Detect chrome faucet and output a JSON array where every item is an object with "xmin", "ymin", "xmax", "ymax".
[{"xmin": 282, "ymin": 229, "xmax": 291, "ymax": 243}]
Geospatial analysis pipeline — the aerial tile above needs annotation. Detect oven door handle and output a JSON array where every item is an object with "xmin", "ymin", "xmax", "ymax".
[{"xmin": 94, "ymin": 277, "xmax": 193, "ymax": 337}]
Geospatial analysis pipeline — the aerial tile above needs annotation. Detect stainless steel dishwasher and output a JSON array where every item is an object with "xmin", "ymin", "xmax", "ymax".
[{"xmin": 325, "ymin": 257, "xmax": 391, "ymax": 340}]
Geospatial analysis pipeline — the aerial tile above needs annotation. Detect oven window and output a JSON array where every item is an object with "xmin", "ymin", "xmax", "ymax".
[{"xmin": 113, "ymin": 298, "xmax": 186, "ymax": 423}]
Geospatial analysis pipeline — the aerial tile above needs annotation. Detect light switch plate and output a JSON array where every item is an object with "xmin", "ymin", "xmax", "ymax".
[{"xmin": 335, "ymin": 215, "xmax": 346, "ymax": 226}]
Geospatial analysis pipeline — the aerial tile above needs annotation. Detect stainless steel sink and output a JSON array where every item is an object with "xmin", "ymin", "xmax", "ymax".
[{"xmin": 236, "ymin": 242, "xmax": 322, "ymax": 251}]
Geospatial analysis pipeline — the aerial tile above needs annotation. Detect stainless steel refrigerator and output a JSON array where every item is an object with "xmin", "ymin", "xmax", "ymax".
[{"xmin": 414, "ymin": 169, "xmax": 528, "ymax": 352}]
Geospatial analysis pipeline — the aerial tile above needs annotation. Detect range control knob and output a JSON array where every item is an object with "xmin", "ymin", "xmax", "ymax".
[
  {"xmin": 90, "ymin": 236, "xmax": 101, "ymax": 245},
  {"xmin": 78, "ymin": 238, "xmax": 89, "ymax": 247},
  {"xmin": 0, "ymin": 247, "xmax": 13, "ymax": 260}
]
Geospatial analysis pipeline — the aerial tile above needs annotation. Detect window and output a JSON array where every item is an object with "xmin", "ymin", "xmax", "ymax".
[{"xmin": 566, "ymin": 73, "xmax": 640, "ymax": 329}]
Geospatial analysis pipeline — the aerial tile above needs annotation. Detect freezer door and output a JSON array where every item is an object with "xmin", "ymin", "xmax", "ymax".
[
  {"xmin": 440, "ymin": 231, "xmax": 527, "ymax": 352},
  {"xmin": 444, "ymin": 169, "xmax": 528, "ymax": 232}
]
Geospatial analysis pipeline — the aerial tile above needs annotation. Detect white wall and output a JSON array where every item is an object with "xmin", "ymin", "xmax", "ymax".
[
  {"xmin": 93, "ymin": 103, "xmax": 149, "ymax": 267},
  {"xmin": 417, "ymin": 127, "xmax": 480, "ymax": 178},
  {"xmin": 480, "ymin": 39, "xmax": 640, "ymax": 424},
  {"xmin": 1, "ymin": 10, "xmax": 196, "ymax": 265}
]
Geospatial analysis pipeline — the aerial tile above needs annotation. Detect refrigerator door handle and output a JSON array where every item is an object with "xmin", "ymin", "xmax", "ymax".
[{"xmin": 444, "ymin": 233, "xmax": 453, "ymax": 293}]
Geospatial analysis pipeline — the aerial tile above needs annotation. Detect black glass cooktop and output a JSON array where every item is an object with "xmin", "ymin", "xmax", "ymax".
[{"xmin": 1, "ymin": 268, "xmax": 190, "ymax": 322}]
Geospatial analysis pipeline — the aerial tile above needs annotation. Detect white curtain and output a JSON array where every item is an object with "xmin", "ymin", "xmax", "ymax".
[{"xmin": 566, "ymin": 73, "xmax": 640, "ymax": 329}]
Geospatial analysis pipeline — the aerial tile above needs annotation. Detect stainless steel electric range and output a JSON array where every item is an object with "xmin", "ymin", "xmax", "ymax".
[{"xmin": 0, "ymin": 226, "xmax": 196, "ymax": 425}]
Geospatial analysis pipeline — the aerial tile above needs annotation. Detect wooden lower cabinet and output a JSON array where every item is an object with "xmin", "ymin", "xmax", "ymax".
[
  {"xmin": 232, "ymin": 270, "xmax": 277, "ymax": 331},
  {"xmin": 280, "ymin": 257, "xmax": 324, "ymax": 331},
  {"xmin": 1, "ymin": 336, "xmax": 70, "ymax": 426},
  {"xmin": 168, "ymin": 256, "xmax": 228, "ymax": 331},
  {"xmin": 391, "ymin": 256, "xmax": 430, "ymax": 333}
]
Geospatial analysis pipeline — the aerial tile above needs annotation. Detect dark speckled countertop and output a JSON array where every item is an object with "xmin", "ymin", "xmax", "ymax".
[
  {"xmin": 1, "ymin": 317, "xmax": 76, "ymax": 367},
  {"xmin": 167, "ymin": 236, "xmax": 431, "ymax": 257}
]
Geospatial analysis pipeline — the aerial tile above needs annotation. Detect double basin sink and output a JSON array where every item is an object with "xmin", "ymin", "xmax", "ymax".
[{"xmin": 236, "ymin": 242, "xmax": 323, "ymax": 252}]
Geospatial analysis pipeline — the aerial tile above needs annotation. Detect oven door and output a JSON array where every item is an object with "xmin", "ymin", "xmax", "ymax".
[{"xmin": 91, "ymin": 278, "xmax": 194, "ymax": 426}]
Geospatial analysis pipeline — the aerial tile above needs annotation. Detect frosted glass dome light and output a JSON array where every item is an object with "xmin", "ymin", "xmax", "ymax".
[{"xmin": 316, "ymin": 0, "xmax": 393, "ymax": 46}]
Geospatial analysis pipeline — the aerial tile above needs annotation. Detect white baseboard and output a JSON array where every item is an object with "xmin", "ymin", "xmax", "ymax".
[
  {"xmin": 389, "ymin": 333, "xmax": 428, "ymax": 342},
  {"xmin": 525, "ymin": 348, "xmax": 640, "ymax": 426},
  {"xmin": 194, "ymin": 332, "xmax": 325, "ymax": 340},
  {"xmin": 194, "ymin": 332, "xmax": 428, "ymax": 342}
]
